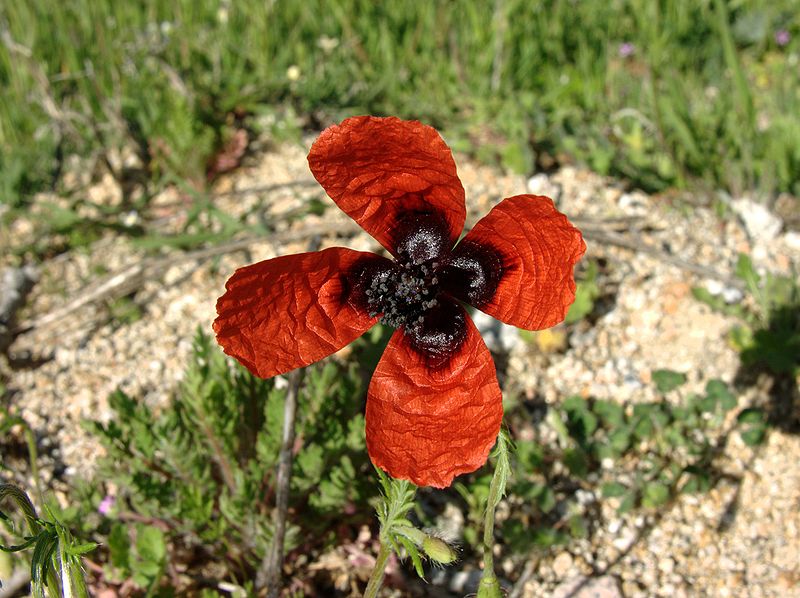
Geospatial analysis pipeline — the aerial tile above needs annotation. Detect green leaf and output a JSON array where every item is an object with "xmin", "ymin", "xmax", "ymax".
[
  {"xmin": 562, "ymin": 395, "xmax": 589, "ymax": 412},
  {"xmin": 66, "ymin": 542, "xmax": 98, "ymax": 556},
  {"xmin": 569, "ymin": 515, "xmax": 588, "ymax": 538},
  {"xmin": 737, "ymin": 407, "xmax": 768, "ymax": 446},
  {"xmin": 563, "ymin": 396, "xmax": 598, "ymax": 442},
  {"xmin": 705, "ymin": 379, "xmax": 737, "ymax": 412},
  {"xmin": 564, "ymin": 261, "xmax": 600, "ymax": 324},
  {"xmin": 729, "ymin": 325, "xmax": 755, "ymax": 352},
  {"xmin": 108, "ymin": 524, "xmax": 130, "ymax": 570},
  {"xmin": 592, "ymin": 400, "xmax": 625, "ymax": 427},
  {"xmin": 740, "ymin": 428, "xmax": 766, "ymax": 446},
  {"xmin": 737, "ymin": 407, "xmax": 766, "ymax": 425},
  {"xmin": 601, "ymin": 482, "xmax": 628, "ymax": 498},
  {"xmin": 515, "ymin": 440, "xmax": 544, "ymax": 470},
  {"xmin": 681, "ymin": 468, "xmax": 712, "ymax": 494},
  {"xmin": 633, "ymin": 404, "xmax": 670, "ymax": 439},
  {"xmin": 531, "ymin": 526, "xmax": 569, "ymax": 548},
  {"xmin": 563, "ymin": 448, "xmax": 589, "ymax": 478},
  {"xmin": 536, "ymin": 486, "xmax": 557, "ymax": 514},
  {"xmin": 608, "ymin": 427, "xmax": 632, "ymax": 453},
  {"xmin": 696, "ymin": 393, "xmax": 718, "ymax": 413},
  {"xmin": 642, "ymin": 482, "xmax": 670, "ymax": 508},
  {"xmin": 396, "ymin": 535, "xmax": 425, "ymax": 579},
  {"xmin": 735, "ymin": 253, "xmax": 761, "ymax": 294},
  {"xmin": 136, "ymin": 525, "xmax": 166, "ymax": 566},
  {"xmin": 652, "ymin": 369, "xmax": 687, "ymax": 393},
  {"xmin": 547, "ymin": 409, "xmax": 571, "ymax": 448},
  {"xmin": 617, "ymin": 491, "xmax": 637, "ymax": 514}
]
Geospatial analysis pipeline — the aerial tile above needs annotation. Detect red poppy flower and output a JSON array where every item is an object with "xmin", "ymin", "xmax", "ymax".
[{"xmin": 213, "ymin": 116, "xmax": 585, "ymax": 488}]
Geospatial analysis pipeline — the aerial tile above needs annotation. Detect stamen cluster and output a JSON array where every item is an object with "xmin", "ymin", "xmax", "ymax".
[{"xmin": 365, "ymin": 260, "xmax": 442, "ymax": 328}]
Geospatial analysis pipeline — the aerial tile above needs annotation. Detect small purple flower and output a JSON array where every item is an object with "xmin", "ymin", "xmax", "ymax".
[
  {"xmin": 619, "ymin": 42, "xmax": 635, "ymax": 58},
  {"xmin": 775, "ymin": 30, "xmax": 790, "ymax": 47},
  {"xmin": 98, "ymin": 495, "xmax": 115, "ymax": 515}
]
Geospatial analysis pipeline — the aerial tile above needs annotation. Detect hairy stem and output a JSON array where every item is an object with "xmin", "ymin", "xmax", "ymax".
[
  {"xmin": 364, "ymin": 540, "xmax": 392, "ymax": 598},
  {"xmin": 478, "ymin": 431, "xmax": 510, "ymax": 597}
]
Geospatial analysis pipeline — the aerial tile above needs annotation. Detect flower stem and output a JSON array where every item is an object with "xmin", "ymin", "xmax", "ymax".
[
  {"xmin": 364, "ymin": 473, "xmax": 418, "ymax": 597},
  {"xmin": 477, "ymin": 431, "xmax": 511, "ymax": 597},
  {"xmin": 482, "ymin": 473, "xmax": 499, "ymax": 573},
  {"xmin": 364, "ymin": 540, "xmax": 392, "ymax": 598}
]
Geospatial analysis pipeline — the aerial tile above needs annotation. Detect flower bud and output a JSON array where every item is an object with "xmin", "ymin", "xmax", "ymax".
[{"xmin": 421, "ymin": 535, "xmax": 458, "ymax": 565}]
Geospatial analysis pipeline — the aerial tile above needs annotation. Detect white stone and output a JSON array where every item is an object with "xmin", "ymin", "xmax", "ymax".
[
  {"xmin": 552, "ymin": 575, "xmax": 623, "ymax": 598},
  {"xmin": 731, "ymin": 198, "xmax": 782, "ymax": 242},
  {"xmin": 552, "ymin": 552, "xmax": 573, "ymax": 578},
  {"xmin": 721, "ymin": 287, "xmax": 744, "ymax": 304},
  {"xmin": 618, "ymin": 192, "xmax": 649, "ymax": 215},
  {"xmin": 527, "ymin": 173, "xmax": 561, "ymax": 200},
  {"xmin": 784, "ymin": 231, "xmax": 800, "ymax": 251},
  {"xmin": 659, "ymin": 557, "xmax": 676, "ymax": 574}
]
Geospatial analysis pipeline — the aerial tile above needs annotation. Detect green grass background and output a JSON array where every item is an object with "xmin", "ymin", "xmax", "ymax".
[{"xmin": 2, "ymin": 0, "xmax": 799, "ymax": 210}]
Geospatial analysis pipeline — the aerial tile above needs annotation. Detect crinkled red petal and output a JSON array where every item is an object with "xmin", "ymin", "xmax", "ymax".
[
  {"xmin": 213, "ymin": 248, "xmax": 378, "ymax": 379},
  {"xmin": 365, "ymin": 308, "xmax": 503, "ymax": 488},
  {"xmin": 307, "ymin": 116, "xmax": 466, "ymax": 255},
  {"xmin": 460, "ymin": 194, "xmax": 586, "ymax": 330}
]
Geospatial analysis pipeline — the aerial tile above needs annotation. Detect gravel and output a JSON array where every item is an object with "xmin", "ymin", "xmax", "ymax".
[{"xmin": 2, "ymin": 137, "xmax": 799, "ymax": 597}]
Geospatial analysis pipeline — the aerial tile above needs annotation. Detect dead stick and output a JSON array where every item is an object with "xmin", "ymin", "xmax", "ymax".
[
  {"xmin": 508, "ymin": 557, "xmax": 537, "ymax": 598},
  {"xmin": 256, "ymin": 364, "xmax": 304, "ymax": 594},
  {"xmin": 15, "ymin": 217, "xmax": 740, "ymax": 338},
  {"xmin": 14, "ymin": 222, "xmax": 351, "ymax": 336},
  {"xmin": 582, "ymin": 227, "xmax": 745, "ymax": 289},
  {"xmin": 256, "ymin": 236, "xmax": 320, "ymax": 595}
]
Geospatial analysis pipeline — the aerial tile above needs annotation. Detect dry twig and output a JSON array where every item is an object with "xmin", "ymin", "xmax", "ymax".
[
  {"xmin": 256, "ymin": 367, "xmax": 306, "ymax": 595},
  {"xmin": 256, "ymin": 236, "xmax": 320, "ymax": 595},
  {"xmin": 13, "ymin": 213, "xmax": 741, "ymax": 343}
]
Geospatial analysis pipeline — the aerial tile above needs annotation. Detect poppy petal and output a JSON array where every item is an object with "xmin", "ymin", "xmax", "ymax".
[
  {"xmin": 213, "ymin": 248, "xmax": 380, "ymax": 378},
  {"xmin": 453, "ymin": 194, "xmax": 586, "ymax": 330},
  {"xmin": 307, "ymin": 116, "xmax": 466, "ymax": 255},
  {"xmin": 365, "ymin": 307, "xmax": 503, "ymax": 488}
]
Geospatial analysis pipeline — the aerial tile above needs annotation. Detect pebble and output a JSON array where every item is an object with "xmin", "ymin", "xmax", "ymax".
[
  {"xmin": 3, "ymin": 142, "xmax": 800, "ymax": 598},
  {"xmin": 731, "ymin": 197, "xmax": 783, "ymax": 242},
  {"xmin": 552, "ymin": 552, "xmax": 574, "ymax": 578},
  {"xmin": 551, "ymin": 575, "xmax": 623, "ymax": 598}
]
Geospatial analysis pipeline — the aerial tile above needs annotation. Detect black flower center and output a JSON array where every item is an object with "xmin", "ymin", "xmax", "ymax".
[
  {"xmin": 343, "ymin": 210, "xmax": 504, "ymax": 364},
  {"xmin": 365, "ymin": 260, "xmax": 441, "ymax": 327}
]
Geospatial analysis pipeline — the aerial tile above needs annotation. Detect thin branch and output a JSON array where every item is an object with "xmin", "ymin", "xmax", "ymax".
[
  {"xmin": 581, "ymin": 227, "xmax": 745, "ymax": 289},
  {"xmin": 13, "ymin": 214, "xmax": 741, "ymax": 343},
  {"xmin": 256, "ymin": 367, "xmax": 306, "ymax": 595},
  {"xmin": 256, "ymin": 235, "xmax": 320, "ymax": 595},
  {"xmin": 508, "ymin": 557, "xmax": 537, "ymax": 598},
  {"xmin": 13, "ymin": 222, "xmax": 350, "ymax": 337}
]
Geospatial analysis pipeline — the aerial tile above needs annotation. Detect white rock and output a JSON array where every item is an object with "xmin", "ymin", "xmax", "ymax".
[
  {"xmin": 659, "ymin": 557, "xmax": 676, "ymax": 574},
  {"xmin": 552, "ymin": 552, "xmax": 574, "ymax": 578},
  {"xmin": 706, "ymin": 279, "xmax": 724, "ymax": 295},
  {"xmin": 527, "ymin": 173, "xmax": 561, "ymax": 200},
  {"xmin": 731, "ymin": 198, "xmax": 782, "ymax": 242},
  {"xmin": 721, "ymin": 286, "xmax": 744, "ymax": 304},
  {"xmin": 552, "ymin": 575, "xmax": 623, "ymax": 598},
  {"xmin": 471, "ymin": 310, "xmax": 521, "ymax": 353},
  {"xmin": 618, "ymin": 192, "xmax": 649, "ymax": 215},
  {"xmin": 784, "ymin": 231, "xmax": 800, "ymax": 251},
  {"xmin": 448, "ymin": 570, "xmax": 482, "ymax": 594},
  {"xmin": 613, "ymin": 528, "xmax": 636, "ymax": 551}
]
